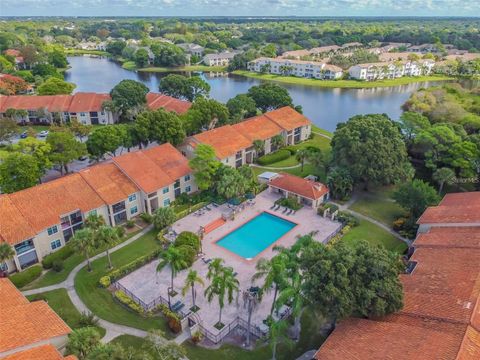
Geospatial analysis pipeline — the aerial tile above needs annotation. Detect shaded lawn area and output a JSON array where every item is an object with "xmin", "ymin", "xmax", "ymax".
[
  {"xmin": 252, "ymin": 163, "xmax": 327, "ymax": 182},
  {"xmin": 342, "ymin": 219, "xmax": 408, "ymax": 254},
  {"xmin": 23, "ymin": 229, "xmax": 142, "ymax": 290},
  {"xmin": 27, "ymin": 288, "xmax": 106, "ymax": 338},
  {"xmin": 74, "ymin": 229, "xmax": 172, "ymax": 335},
  {"xmin": 111, "ymin": 305, "xmax": 328, "ymax": 360},
  {"xmin": 349, "ymin": 187, "xmax": 405, "ymax": 227}
]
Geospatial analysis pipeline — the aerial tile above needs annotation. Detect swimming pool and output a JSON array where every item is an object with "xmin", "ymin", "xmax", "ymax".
[{"xmin": 216, "ymin": 212, "xmax": 297, "ymax": 259}]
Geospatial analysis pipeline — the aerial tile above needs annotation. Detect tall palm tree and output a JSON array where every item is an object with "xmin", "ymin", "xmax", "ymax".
[
  {"xmin": 269, "ymin": 319, "xmax": 293, "ymax": 360},
  {"xmin": 72, "ymin": 228, "xmax": 96, "ymax": 272},
  {"xmin": 96, "ymin": 225, "xmax": 120, "ymax": 269},
  {"xmin": 205, "ymin": 265, "xmax": 239, "ymax": 328},
  {"xmin": 433, "ymin": 167, "xmax": 455, "ymax": 194},
  {"xmin": 206, "ymin": 258, "xmax": 224, "ymax": 280},
  {"xmin": 157, "ymin": 246, "xmax": 188, "ymax": 293},
  {"xmin": 295, "ymin": 148, "xmax": 309, "ymax": 172},
  {"xmin": 252, "ymin": 256, "xmax": 287, "ymax": 316},
  {"xmin": 243, "ymin": 289, "xmax": 262, "ymax": 347},
  {"xmin": 182, "ymin": 269, "xmax": 205, "ymax": 311},
  {"xmin": 0, "ymin": 243, "xmax": 15, "ymax": 272},
  {"xmin": 271, "ymin": 135, "xmax": 285, "ymax": 150},
  {"xmin": 253, "ymin": 139, "xmax": 265, "ymax": 158},
  {"xmin": 85, "ymin": 213, "xmax": 105, "ymax": 232},
  {"xmin": 275, "ymin": 272, "xmax": 305, "ymax": 340}
]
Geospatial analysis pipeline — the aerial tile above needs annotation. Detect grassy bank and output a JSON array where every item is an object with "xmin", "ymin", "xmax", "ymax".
[
  {"xmin": 233, "ymin": 70, "xmax": 454, "ymax": 89},
  {"xmin": 138, "ymin": 65, "xmax": 227, "ymax": 73}
]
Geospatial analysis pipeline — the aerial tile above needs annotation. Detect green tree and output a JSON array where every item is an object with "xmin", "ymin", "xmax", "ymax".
[
  {"xmin": 144, "ymin": 330, "xmax": 186, "ymax": 360},
  {"xmin": 151, "ymin": 43, "xmax": 187, "ymax": 67},
  {"xmin": 157, "ymin": 246, "xmax": 188, "ymax": 292},
  {"xmin": 110, "ymin": 80, "xmax": 149, "ymax": 121},
  {"xmin": 331, "ymin": 114, "xmax": 412, "ymax": 189},
  {"xmin": 159, "ymin": 74, "xmax": 210, "ymax": 101},
  {"xmin": 226, "ymin": 94, "xmax": 257, "ymax": 122},
  {"xmin": 182, "ymin": 97, "xmax": 229, "ymax": 134},
  {"xmin": 185, "ymin": 76, "xmax": 210, "ymax": 101},
  {"xmin": 0, "ymin": 152, "xmax": 40, "ymax": 193},
  {"xmin": 32, "ymin": 63, "xmax": 61, "ymax": 78},
  {"xmin": 134, "ymin": 49, "xmax": 150, "ymax": 68},
  {"xmin": 96, "ymin": 226, "xmax": 120, "ymax": 269},
  {"xmin": 48, "ymin": 49, "xmax": 68, "ymax": 68},
  {"xmin": 295, "ymin": 148, "xmax": 310, "ymax": 172},
  {"xmin": 86, "ymin": 343, "xmax": 127, "ymax": 360},
  {"xmin": 189, "ymin": 144, "xmax": 221, "ymax": 191},
  {"xmin": 86, "ymin": 126, "xmax": 127, "ymax": 159},
  {"xmin": 327, "ymin": 167, "xmax": 354, "ymax": 200},
  {"xmin": 106, "ymin": 40, "xmax": 126, "ymax": 56},
  {"xmin": 69, "ymin": 119, "xmax": 92, "ymax": 141},
  {"xmin": 37, "ymin": 77, "xmax": 75, "ymax": 95},
  {"xmin": 275, "ymin": 272, "xmax": 305, "ymax": 339},
  {"xmin": 270, "ymin": 134, "xmax": 285, "ymax": 150},
  {"xmin": 15, "ymin": 137, "xmax": 52, "ymax": 179},
  {"xmin": 0, "ymin": 118, "xmax": 18, "ymax": 142},
  {"xmin": 269, "ymin": 319, "xmax": 293, "ymax": 360},
  {"xmin": 72, "ymin": 228, "xmax": 96, "ymax": 272},
  {"xmin": 134, "ymin": 109, "xmax": 185, "ymax": 146},
  {"xmin": 399, "ymin": 111, "xmax": 431, "ymax": 145},
  {"xmin": 433, "ymin": 167, "xmax": 455, "ymax": 194},
  {"xmin": 153, "ymin": 206, "xmax": 176, "ymax": 230},
  {"xmin": 247, "ymin": 83, "xmax": 294, "ymax": 112},
  {"xmin": 215, "ymin": 166, "xmax": 247, "ymax": 200},
  {"xmin": 393, "ymin": 179, "xmax": 440, "ymax": 219},
  {"xmin": 46, "ymin": 131, "xmax": 86, "ymax": 174},
  {"xmin": 253, "ymin": 139, "xmax": 265, "ymax": 158},
  {"xmin": 67, "ymin": 327, "xmax": 101, "ymax": 360},
  {"xmin": 182, "ymin": 269, "xmax": 205, "ymax": 311},
  {"xmin": 0, "ymin": 243, "xmax": 15, "ymax": 269}
]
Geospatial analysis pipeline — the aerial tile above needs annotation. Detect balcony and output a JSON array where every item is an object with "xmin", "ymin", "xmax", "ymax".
[{"xmin": 14, "ymin": 239, "xmax": 35, "ymax": 255}]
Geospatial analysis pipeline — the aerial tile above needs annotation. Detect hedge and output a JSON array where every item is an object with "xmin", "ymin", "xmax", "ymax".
[
  {"xmin": 114, "ymin": 290, "xmax": 144, "ymax": 313},
  {"xmin": 41, "ymin": 244, "xmax": 75, "ymax": 269},
  {"xmin": 283, "ymin": 146, "xmax": 297, "ymax": 155},
  {"xmin": 153, "ymin": 303, "xmax": 182, "ymax": 333},
  {"xmin": 257, "ymin": 149, "xmax": 291, "ymax": 165},
  {"xmin": 9, "ymin": 265, "xmax": 43, "ymax": 288}
]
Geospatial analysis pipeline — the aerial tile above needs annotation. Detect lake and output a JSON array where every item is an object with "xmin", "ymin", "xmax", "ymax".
[{"xmin": 65, "ymin": 56, "xmax": 466, "ymax": 132}]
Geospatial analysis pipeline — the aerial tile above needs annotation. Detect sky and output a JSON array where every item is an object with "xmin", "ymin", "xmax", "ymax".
[{"xmin": 1, "ymin": 0, "xmax": 479, "ymax": 17}]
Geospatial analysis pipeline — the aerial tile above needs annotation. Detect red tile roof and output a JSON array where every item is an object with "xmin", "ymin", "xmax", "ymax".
[
  {"xmin": 0, "ymin": 195, "xmax": 36, "ymax": 246},
  {"xmin": 113, "ymin": 143, "xmax": 191, "ymax": 193},
  {"xmin": 0, "ymin": 94, "xmax": 72, "ymax": 113},
  {"xmin": 414, "ymin": 227, "xmax": 480, "ymax": 249},
  {"xmin": 268, "ymin": 173, "xmax": 329, "ymax": 200},
  {"xmin": 68, "ymin": 92, "xmax": 110, "ymax": 113},
  {"xmin": 3, "ymin": 344, "xmax": 76, "ymax": 360},
  {"xmin": 417, "ymin": 192, "xmax": 480, "ymax": 225},
  {"xmin": 264, "ymin": 106, "xmax": 311, "ymax": 131},
  {"xmin": 192, "ymin": 125, "xmax": 252, "ymax": 159},
  {"xmin": 4, "ymin": 49, "xmax": 21, "ymax": 57},
  {"xmin": 0, "ymin": 278, "xmax": 71, "ymax": 355},
  {"xmin": 146, "ymin": 93, "xmax": 191, "ymax": 114},
  {"xmin": 232, "ymin": 114, "xmax": 283, "ymax": 141}
]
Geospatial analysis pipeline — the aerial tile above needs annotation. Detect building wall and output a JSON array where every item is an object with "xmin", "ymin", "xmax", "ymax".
[
  {"xmin": 248, "ymin": 58, "xmax": 343, "ymax": 80},
  {"xmin": 0, "ymin": 334, "xmax": 69, "ymax": 358}
]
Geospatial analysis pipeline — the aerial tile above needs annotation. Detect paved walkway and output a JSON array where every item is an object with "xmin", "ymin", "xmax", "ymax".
[{"xmin": 22, "ymin": 225, "xmax": 159, "ymax": 343}]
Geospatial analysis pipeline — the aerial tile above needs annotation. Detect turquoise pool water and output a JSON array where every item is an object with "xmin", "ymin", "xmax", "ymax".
[{"xmin": 216, "ymin": 212, "xmax": 296, "ymax": 259}]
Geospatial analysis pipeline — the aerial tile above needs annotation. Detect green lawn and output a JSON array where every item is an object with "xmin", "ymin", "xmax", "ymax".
[
  {"xmin": 138, "ymin": 65, "xmax": 227, "ymax": 73},
  {"xmin": 122, "ymin": 61, "xmax": 137, "ymax": 70},
  {"xmin": 112, "ymin": 305, "xmax": 328, "ymax": 360},
  {"xmin": 342, "ymin": 219, "xmax": 408, "ymax": 254},
  {"xmin": 350, "ymin": 187, "xmax": 405, "ymax": 227},
  {"xmin": 233, "ymin": 70, "xmax": 454, "ymax": 89},
  {"xmin": 292, "ymin": 133, "xmax": 332, "ymax": 154},
  {"xmin": 19, "ymin": 125, "xmax": 51, "ymax": 133},
  {"xmin": 311, "ymin": 125, "xmax": 333, "ymax": 138},
  {"xmin": 27, "ymin": 289, "xmax": 106, "ymax": 337},
  {"xmin": 74, "ymin": 229, "xmax": 171, "ymax": 335},
  {"xmin": 23, "ymin": 229, "xmax": 141, "ymax": 290}
]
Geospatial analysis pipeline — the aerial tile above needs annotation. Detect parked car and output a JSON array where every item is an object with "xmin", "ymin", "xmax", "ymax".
[
  {"xmin": 38, "ymin": 130, "xmax": 49, "ymax": 137},
  {"xmin": 78, "ymin": 155, "xmax": 88, "ymax": 161},
  {"xmin": 20, "ymin": 131, "xmax": 28, "ymax": 139}
]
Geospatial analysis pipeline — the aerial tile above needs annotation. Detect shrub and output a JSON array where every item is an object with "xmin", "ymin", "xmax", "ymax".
[
  {"xmin": 392, "ymin": 217, "xmax": 407, "ymax": 231},
  {"xmin": 9, "ymin": 265, "xmax": 42, "ymax": 288},
  {"xmin": 324, "ymin": 203, "xmax": 339, "ymax": 213},
  {"xmin": 276, "ymin": 196, "xmax": 302, "ymax": 210},
  {"xmin": 42, "ymin": 244, "xmax": 74, "ymax": 269},
  {"xmin": 191, "ymin": 330, "xmax": 203, "ymax": 344},
  {"xmin": 176, "ymin": 245, "xmax": 196, "ymax": 268},
  {"xmin": 99, "ymin": 276, "xmax": 111, "ymax": 288},
  {"xmin": 283, "ymin": 146, "xmax": 297, "ymax": 155},
  {"xmin": 174, "ymin": 231, "xmax": 200, "ymax": 252},
  {"xmin": 154, "ymin": 304, "xmax": 182, "ymax": 333},
  {"xmin": 52, "ymin": 260, "xmax": 64, "ymax": 272},
  {"xmin": 257, "ymin": 149, "xmax": 291, "ymax": 165},
  {"xmin": 126, "ymin": 219, "xmax": 136, "ymax": 228},
  {"xmin": 336, "ymin": 211, "xmax": 359, "ymax": 227},
  {"xmin": 114, "ymin": 290, "xmax": 144, "ymax": 313},
  {"xmin": 140, "ymin": 212, "xmax": 153, "ymax": 224},
  {"xmin": 153, "ymin": 207, "xmax": 176, "ymax": 230},
  {"xmin": 78, "ymin": 311, "xmax": 99, "ymax": 327}
]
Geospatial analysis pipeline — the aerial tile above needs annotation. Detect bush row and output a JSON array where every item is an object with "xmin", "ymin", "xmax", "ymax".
[
  {"xmin": 114, "ymin": 290, "xmax": 144, "ymax": 313},
  {"xmin": 283, "ymin": 146, "xmax": 297, "ymax": 155},
  {"xmin": 99, "ymin": 248, "xmax": 162, "ymax": 288},
  {"xmin": 9, "ymin": 265, "xmax": 42, "ymax": 288},
  {"xmin": 42, "ymin": 244, "xmax": 75, "ymax": 269},
  {"xmin": 327, "ymin": 225, "xmax": 352, "ymax": 247},
  {"xmin": 257, "ymin": 149, "xmax": 291, "ymax": 165},
  {"xmin": 336, "ymin": 211, "xmax": 359, "ymax": 227}
]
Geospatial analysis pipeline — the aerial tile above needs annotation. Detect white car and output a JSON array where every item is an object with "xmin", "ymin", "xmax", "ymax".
[{"xmin": 38, "ymin": 130, "xmax": 49, "ymax": 137}]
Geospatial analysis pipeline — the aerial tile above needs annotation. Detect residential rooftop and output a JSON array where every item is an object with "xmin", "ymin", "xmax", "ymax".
[
  {"xmin": 417, "ymin": 192, "xmax": 480, "ymax": 225},
  {"xmin": 2, "ymin": 344, "xmax": 77, "ymax": 360},
  {"xmin": 269, "ymin": 173, "xmax": 329, "ymax": 200}
]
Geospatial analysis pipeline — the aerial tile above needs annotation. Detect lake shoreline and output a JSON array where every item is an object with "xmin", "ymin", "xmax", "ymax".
[{"xmin": 232, "ymin": 70, "xmax": 455, "ymax": 89}]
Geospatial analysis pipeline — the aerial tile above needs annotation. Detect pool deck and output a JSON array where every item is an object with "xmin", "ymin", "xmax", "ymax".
[{"xmin": 117, "ymin": 190, "xmax": 341, "ymax": 337}]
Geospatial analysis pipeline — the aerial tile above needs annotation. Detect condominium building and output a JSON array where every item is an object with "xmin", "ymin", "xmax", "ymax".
[
  {"xmin": 202, "ymin": 51, "xmax": 240, "ymax": 66},
  {"xmin": 248, "ymin": 57, "xmax": 343, "ymax": 80},
  {"xmin": 178, "ymin": 43, "xmax": 205, "ymax": 57},
  {"xmin": 282, "ymin": 45, "xmax": 341, "ymax": 59},
  {"xmin": 0, "ymin": 92, "xmax": 191, "ymax": 125},
  {"xmin": 180, "ymin": 106, "xmax": 312, "ymax": 167},
  {"xmin": 0, "ymin": 144, "xmax": 195, "ymax": 273},
  {"xmin": 348, "ymin": 59, "xmax": 435, "ymax": 81}
]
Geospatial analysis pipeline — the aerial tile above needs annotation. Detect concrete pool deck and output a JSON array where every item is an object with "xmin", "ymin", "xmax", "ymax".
[{"xmin": 116, "ymin": 190, "xmax": 342, "ymax": 338}]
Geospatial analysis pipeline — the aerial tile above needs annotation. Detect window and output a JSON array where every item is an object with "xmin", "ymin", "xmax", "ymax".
[
  {"xmin": 14, "ymin": 239, "xmax": 35, "ymax": 255},
  {"xmin": 80, "ymin": 112, "xmax": 86, "ymax": 116},
  {"xmin": 130, "ymin": 206, "xmax": 138, "ymax": 215},
  {"xmin": 47, "ymin": 225, "xmax": 58, "ymax": 236},
  {"xmin": 89, "ymin": 210, "xmax": 97, "ymax": 217},
  {"xmin": 162, "ymin": 187, "xmax": 169, "ymax": 194},
  {"xmin": 50, "ymin": 240, "xmax": 61, "ymax": 250},
  {"xmin": 112, "ymin": 201, "xmax": 126, "ymax": 214},
  {"xmin": 185, "ymin": 186, "xmax": 191, "ymax": 193},
  {"xmin": 163, "ymin": 199, "xmax": 170, "ymax": 207},
  {"xmin": 184, "ymin": 174, "xmax": 191, "ymax": 182},
  {"xmin": 128, "ymin": 194, "xmax": 137, "ymax": 202}
]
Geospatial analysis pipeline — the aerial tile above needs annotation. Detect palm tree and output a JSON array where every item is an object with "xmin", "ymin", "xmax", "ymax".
[
  {"xmin": 157, "ymin": 246, "xmax": 188, "ymax": 293},
  {"xmin": 243, "ymin": 289, "xmax": 262, "ymax": 347},
  {"xmin": 271, "ymin": 135, "xmax": 285, "ymax": 150},
  {"xmin": 269, "ymin": 319, "xmax": 293, "ymax": 360},
  {"xmin": 306, "ymin": 147, "xmax": 324, "ymax": 172},
  {"xmin": 85, "ymin": 213, "xmax": 105, "ymax": 232},
  {"xmin": 182, "ymin": 269, "xmax": 205, "ymax": 311},
  {"xmin": 204, "ymin": 265, "xmax": 239, "ymax": 328},
  {"xmin": 433, "ymin": 167, "xmax": 455, "ymax": 194},
  {"xmin": 275, "ymin": 272, "xmax": 305, "ymax": 340},
  {"xmin": 252, "ymin": 256, "xmax": 287, "ymax": 316},
  {"xmin": 253, "ymin": 139, "xmax": 265, "ymax": 158},
  {"xmin": 0, "ymin": 243, "xmax": 15, "ymax": 272},
  {"xmin": 96, "ymin": 226, "xmax": 120, "ymax": 269},
  {"xmin": 72, "ymin": 228, "xmax": 96, "ymax": 272},
  {"xmin": 207, "ymin": 258, "xmax": 224, "ymax": 280},
  {"xmin": 295, "ymin": 148, "xmax": 309, "ymax": 172}
]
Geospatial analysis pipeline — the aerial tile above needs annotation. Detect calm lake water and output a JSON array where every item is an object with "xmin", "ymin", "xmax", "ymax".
[{"xmin": 65, "ymin": 56, "xmax": 473, "ymax": 132}]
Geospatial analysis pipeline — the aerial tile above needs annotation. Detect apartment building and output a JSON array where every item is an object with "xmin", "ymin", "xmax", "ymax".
[
  {"xmin": 202, "ymin": 51, "xmax": 240, "ymax": 66},
  {"xmin": 0, "ymin": 144, "xmax": 195, "ymax": 273},
  {"xmin": 348, "ymin": 59, "xmax": 435, "ymax": 81},
  {"xmin": 0, "ymin": 278, "xmax": 73, "ymax": 358},
  {"xmin": 282, "ymin": 45, "xmax": 340, "ymax": 59},
  {"xmin": 180, "ymin": 106, "xmax": 312, "ymax": 167},
  {"xmin": 314, "ymin": 191, "xmax": 480, "ymax": 360},
  {"xmin": 178, "ymin": 43, "xmax": 205, "ymax": 57},
  {"xmin": 248, "ymin": 57, "xmax": 343, "ymax": 80},
  {"xmin": 0, "ymin": 92, "xmax": 191, "ymax": 125}
]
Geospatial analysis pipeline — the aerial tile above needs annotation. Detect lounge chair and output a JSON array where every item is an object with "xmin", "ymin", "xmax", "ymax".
[
  {"xmin": 171, "ymin": 301, "xmax": 181, "ymax": 311},
  {"xmin": 282, "ymin": 207, "xmax": 288, "ymax": 214},
  {"xmin": 270, "ymin": 204, "xmax": 276, "ymax": 210},
  {"xmin": 233, "ymin": 272, "xmax": 238, "ymax": 277},
  {"xmin": 176, "ymin": 303, "xmax": 185, "ymax": 312},
  {"xmin": 205, "ymin": 205, "xmax": 211, "ymax": 211},
  {"xmin": 212, "ymin": 203, "xmax": 219, "ymax": 208},
  {"xmin": 274, "ymin": 205, "xmax": 280, "ymax": 211},
  {"xmin": 202, "ymin": 258, "xmax": 212, "ymax": 264}
]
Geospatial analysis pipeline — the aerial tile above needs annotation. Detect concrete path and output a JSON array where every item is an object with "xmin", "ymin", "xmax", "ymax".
[
  {"xmin": 22, "ymin": 225, "xmax": 156, "ymax": 343},
  {"xmin": 312, "ymin": 131, "xmax": 332, "ymax": 140}
]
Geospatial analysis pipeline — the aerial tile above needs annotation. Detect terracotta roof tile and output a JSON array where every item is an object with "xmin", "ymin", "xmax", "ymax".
[
  {"xmin": 146, "ymin": 93, "xmax": 191, "ymax": 114},
  {"xmin": 456, "ymin": 326, "xmax": 480, "ymax": 360},
  {"xmin": 142, "ymin": 144, "xmax": 192, "ymax": 181},
  {"xmin": 264, "ymin": 106, "xmax": 311, "ymax": 131},
  {"xmin": 268, "ymin": 173, "xmax": 328, "ymax": 200},
  {"xmin": 68, "ymin": 92, "xmax": 110, "ymax": 112},
  {"xmin": 0, "ymin": 196, "xmax": 36, "ymax": 245},
  {"xmin": 79, "ymin": 163, "xmax": 139, "ymax": 205},
  {"xmin": 232, "ymin": 115, "xmax": 283, "ymax": 141},
  {"xmin": 0, "ymin": 278, "xmax": 29, "ymax": 308},
  {"xmin": 0, "ymin": 279, "xmax": 71, "ymax": 354},
  {"xmin": 192, "ymin": 125, "xmax": 252, "ymax": 159},
  {"xmin": 414, "ymin": 227, "xmax": 480, "ymax": 249},
  {"xmin": 417, "ymin": 192, "xmax": 480, "ymax": 225},
  {"xmin": 3, "ymin": 344, "xmax": 75, "ymax": 360},
  {"xmin": 0, "ymin": 95, "xmax": 72, "ymax": 113}
]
